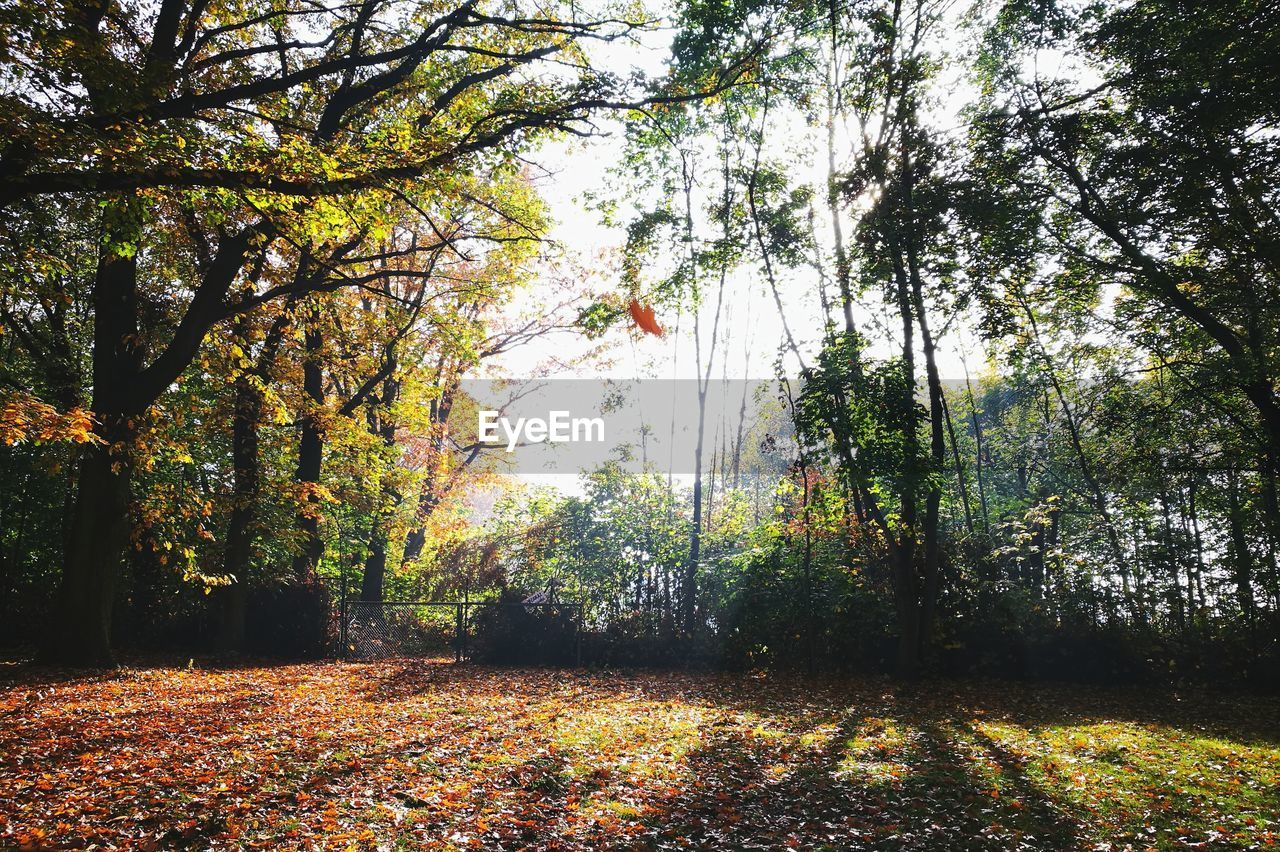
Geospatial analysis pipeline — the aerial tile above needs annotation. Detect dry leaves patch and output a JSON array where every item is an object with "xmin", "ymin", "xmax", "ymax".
[{"xmin": 1, "ymin": 661, "xmax": 1277, "ymax": 850}]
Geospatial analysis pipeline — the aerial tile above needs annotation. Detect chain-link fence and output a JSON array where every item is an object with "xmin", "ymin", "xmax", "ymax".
[
  {"xmin": 340, "ymin": 600, "xmax": 581, "ymax": 664},
  {"xmin": 342, "ymin": 601, "xmax": 462, "ymax": 661}
]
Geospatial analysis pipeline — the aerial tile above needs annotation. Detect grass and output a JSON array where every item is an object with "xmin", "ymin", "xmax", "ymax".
[{"xmin": 1, "ymin": 659, "xmax": 1276, "ymax": 849}]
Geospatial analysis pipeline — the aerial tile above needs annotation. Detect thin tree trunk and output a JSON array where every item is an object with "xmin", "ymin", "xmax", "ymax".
[
  {"xmin": 683, "ymin": 126, "xmax": 730, "ymax": 634},
  {"xmin": 1159, "ymin": 488, "xmax": 1185, "ymax": 632},
  {"xmin": 961, "ymin": 358, "xmax": 992, "ymax": 538},
  {"xmin": 1015, "ymin": 294, "xmax": 1141, "ymax": 623},
  {"xmin": 889, "ymin": 240, "xmax": 921, "ymax": 678},
  {"xmin": 685, "ymin": 387, "xmax": 708, "ymax": 632},
  {"xmin": 902, "ymin": 151, "xmax": 944, "ymax": 667},
  {"xmin": 1226, "ymin": 469, "xmax": 1256, "ymax": 625},
  {"xmin": 360, "ymin": 373, "xmax": 400, "ymax": 603},
  {"xmin": 1186, "ymin": 482, "xmax": 1208, "ymax": 613},
  {"xmin": 402, "ymin": 376, "xmax": 458, "ymax": 565},
  {"xmin": 940, "ymin": 392, "xmax": 975, "ymax": 538}
]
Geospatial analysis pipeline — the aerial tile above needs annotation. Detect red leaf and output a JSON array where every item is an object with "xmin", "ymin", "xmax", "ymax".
[{"xmin": 627, "ymin": 300, "xmax": 663, "ymax": 336}]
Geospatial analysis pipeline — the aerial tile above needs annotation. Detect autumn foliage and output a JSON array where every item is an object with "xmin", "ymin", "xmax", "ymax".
[
  {"xmin": 0, "ymin": 393, "xmax": 100, "ymax": 447},
  {"xmin": 2, "ymin": 661, "xmax": 1277, "ymax": 850}
]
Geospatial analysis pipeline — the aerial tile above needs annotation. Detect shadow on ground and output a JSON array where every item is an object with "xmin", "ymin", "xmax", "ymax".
[{"xmin": 2, "ymin": 661, "xmax": 1276, "ymax": 849}]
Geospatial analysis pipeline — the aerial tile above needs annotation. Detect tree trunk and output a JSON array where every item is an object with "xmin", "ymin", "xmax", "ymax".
[
  {"xmin": 214, "ymin": 583, "xmax": 247, "ymax": 654},
  {"xmin": 940, "ymin": 392, "xmax": 975, "ymax": 537},
  {"xmin": 904, "ymin": 191, "xmax": 944, "ymax": 668},
  {"xmin": 217, "ymin": 375, "xmax": 262, "ymax": 652},
  {"xmin": 45, "ymin": 202, "xmax": 142, "ymax": 666},
  {"xmin": 684, "ymin": 393, "xmax": 706, "ymax": 633},
  {"xmin": 401, "ymin": 378, "xmax": 458, "ymax": 565},
  {"xmin": 216, "ymin": 309, "xmax": 291, "ymax": 651},
  {"xmin": 47, "ymin": 445, "xmax": 130, "ymax": 665},
  {"xmin": 291, "ymin": 309, "xmax": 326, "ymax": 583},
  {"xmin": 680, "ymin": 134, "xmax": 728, "ymax": 635},
  {"xmin": 1259, "ymin": 445, "xmax": 1280, "ymax": 601},
  {"xmin": 361, "ymin": 524, "xmax": 390, "ymax": 602},
  {"xmin": 1186, "ymin": 482, "xmax": 1208, "ymax": 613},
  {"xmin": 962, "ymin": 363, "xmax": 992, "ymax": 538},
  {"xmin": 361, "ymin": 373, "xmax": 400, "ymax": 603},
  {"xmin": 889, "ymin": 238, "xmax": 922, "ymax": 679},
  {"xmin": 1016, "ymin": 294, "xmax": 1142, "ymax": 623},
  {"xmin": 401, "ymin": 453, "xmax": 450, "ymax": 566},
  {"xmin": 1226, "ymin": 469, "xmax": 1256, "ymax": 625},
  {"xmin": 1159, "ymin": 488, "xmax": 1185, "ymax": 632}
]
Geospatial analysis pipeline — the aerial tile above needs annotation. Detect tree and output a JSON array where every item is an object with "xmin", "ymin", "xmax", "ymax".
[
  {"xmin": 0, "ymin": 0, "xmax": 716, "ymax": 664},
  {"xmin": 972, "ymin": 0, "xmax": 1280, "ymax": 582}
]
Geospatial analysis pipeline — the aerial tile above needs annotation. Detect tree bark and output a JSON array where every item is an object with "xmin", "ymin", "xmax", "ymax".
[
  {"xmin": 291, "ymin": 307, "xmax": 326, "ymax": 583},
  {"xmin": 216, "ymin": 377, "xmax": 262, "ymax": 652},
  {"xmin": 684, "ymin": 404, "xmax": 706, "ymax": 632},
  {"xmin": 1226, "ymin": 469, "xmax": 1257, "ymax": 627},
  {"xmin": 901, "ymin": 131, "xmax": 944, "ymax": 669},
  {"xmin": 889, "ymin": 239, "xmax": 922, "ymax": 679},
  {"xmin": 360, "ymin": 373, "xmax": 400, "ymax": 603},
  {"xmin": 49, "ymin": 445, "xmax": 131, "ymax": 665},
  {"xmin": 44, "ymin": 201, "xmax": 142, "ymax": 665},
  {"xmin": 216, "ymin": 309, "xmax": 292, "ymax": 651},
  {"xmin": 401, "ymin": 378, "xmax": 457, "ymax": 565}
]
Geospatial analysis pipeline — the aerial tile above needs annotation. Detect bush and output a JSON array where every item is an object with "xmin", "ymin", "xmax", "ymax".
[{"xmin": 469, "ymin": 596, "xmax": 579, "ymax": 666}]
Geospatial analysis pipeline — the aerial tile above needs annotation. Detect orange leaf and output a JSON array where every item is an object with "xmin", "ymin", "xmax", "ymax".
[{"xmin": 627, "ymin": 300, "xmax": 663, "ymax": 336}]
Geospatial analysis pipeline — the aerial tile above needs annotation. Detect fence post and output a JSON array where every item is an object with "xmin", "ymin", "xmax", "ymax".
[
  {"xmin": 455, "ymin": 602, "xmax": 463, "ymax": 663},
  {"xmin": 339, "ymin": 569, "xmax": 348, "ymax": 661},
  {"xmin": 462, "ymin": 603, "xmax": 470, "ymax": 661}
]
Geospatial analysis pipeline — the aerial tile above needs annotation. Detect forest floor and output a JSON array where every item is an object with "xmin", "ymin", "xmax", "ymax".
[{"xmin": 1, "ymin": 660, "xmax": 1277, "ymax": 850}]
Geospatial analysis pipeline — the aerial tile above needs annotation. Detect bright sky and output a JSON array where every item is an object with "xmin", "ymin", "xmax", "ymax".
[
  {"xmin": 474, "ymin": 3, "xmax": 1000, "ymax": 495},
  {"xmin": 481, "ymin": 1, "xmax": 995, "ymax": 388},
  {"xmin": 491, "ymin": 131, "xmax": 986, "ymax": 387}
]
